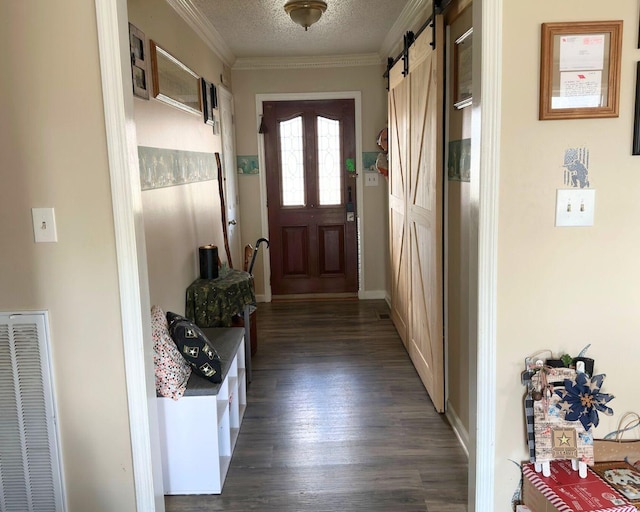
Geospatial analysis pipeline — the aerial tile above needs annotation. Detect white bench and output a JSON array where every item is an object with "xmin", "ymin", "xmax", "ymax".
[{"xmin": 156, "ymin": 327, "xmax": 246, "ymax": 494}]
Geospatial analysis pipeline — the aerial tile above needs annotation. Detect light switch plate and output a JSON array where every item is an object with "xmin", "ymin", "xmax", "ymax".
[
  {"xmin": 32, "ymin": 207, "xmax": 58, "ymax": 242},
  {"xmin": 555, "ymin": 189, "xmax": 595, "ymax": 227}
]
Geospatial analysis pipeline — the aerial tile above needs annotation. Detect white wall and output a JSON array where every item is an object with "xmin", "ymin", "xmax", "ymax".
[
  {"xmin": 494, "ymin": 0, "xmax": 640, "ymax": 507},
  {"xmin": 447, "ymin": 5, "xmax": 473, "ymax": 442},
  {"xmin": 0, "ymin": 1, "xmax": 137, "ymax": 509},
  {"xmin": 129, "ymin": 0, "xmax": 227, "ymax": 314}
]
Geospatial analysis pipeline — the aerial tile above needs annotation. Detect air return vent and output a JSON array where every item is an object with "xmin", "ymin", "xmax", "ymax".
[{"xmin": 0, "ymin": 312, "xmax": 65, "ymax": 512}]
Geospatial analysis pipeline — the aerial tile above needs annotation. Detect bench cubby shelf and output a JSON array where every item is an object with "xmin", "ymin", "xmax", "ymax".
[{"xmin": 157, "ymin": 327, "xmax": 246, "ymax": 494}]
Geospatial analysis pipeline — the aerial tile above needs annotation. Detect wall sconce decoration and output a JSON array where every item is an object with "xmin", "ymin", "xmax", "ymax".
[{"xmin": 284, "ymin": 1, "xmax": 327, "ymax": 31}]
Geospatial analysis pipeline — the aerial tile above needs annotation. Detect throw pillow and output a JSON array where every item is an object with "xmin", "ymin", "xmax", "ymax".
[
  {"xmin": 166, "ymin": 311, "xmax": 187, "ymax": 325},
  {"xmin": 151, "ymin": 305, "xmax": 191, "ymax": 400},
  {"xmin": 166, "ymin": 312, "xmax": 222, "ymax": 383}
]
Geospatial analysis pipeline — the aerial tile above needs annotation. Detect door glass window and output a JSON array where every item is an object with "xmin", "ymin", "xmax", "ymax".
[
  {"xmin": 279, "ymin": 116, "xmax": 305, "ymax": 206},
  {"xmin": 317, "ymin": 116, "xmax": 341, "ymax": 206}
]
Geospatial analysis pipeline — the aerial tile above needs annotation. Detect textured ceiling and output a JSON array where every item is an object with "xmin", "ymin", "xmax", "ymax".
[{"xmin": 190, "ymin": 0, "xmax": 413, "ymax": 60}]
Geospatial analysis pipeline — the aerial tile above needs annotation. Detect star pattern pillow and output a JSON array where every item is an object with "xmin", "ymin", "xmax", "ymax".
[
  {"xmin": 167, "ymin": 312, "xmax": 222, "ymax": 383},
  {"xmin": 151, "ymin": 305, "xmax": 191, "ymax": 400}
]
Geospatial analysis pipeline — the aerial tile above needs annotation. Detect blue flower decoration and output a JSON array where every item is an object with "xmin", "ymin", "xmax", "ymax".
[{"xmin": 555, "ymin": 373, "xmax": 614, "ymax": 431}]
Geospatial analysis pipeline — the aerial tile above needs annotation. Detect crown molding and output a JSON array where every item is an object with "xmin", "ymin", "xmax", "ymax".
[
  {"xmin": 165, "ymin": 0, "xmax": 235, "ymax": 67},
  {"xmin": 233, "ymin": 53, "xmax": 383, "ymax": 71},
  {"xmin": 379, "ymin": 0, "xmax": 432, "ymax": 59}
]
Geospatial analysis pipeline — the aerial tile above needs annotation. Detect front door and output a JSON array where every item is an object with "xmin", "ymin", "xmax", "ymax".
[{"xmin": 263, "ymin": 99, "xmax": 358, "ymax": 296}]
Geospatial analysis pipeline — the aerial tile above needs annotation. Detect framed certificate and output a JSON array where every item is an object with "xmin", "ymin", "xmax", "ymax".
[{"xmin": 539, "ymin": 20, "xmax": 623, "ymax": 120}]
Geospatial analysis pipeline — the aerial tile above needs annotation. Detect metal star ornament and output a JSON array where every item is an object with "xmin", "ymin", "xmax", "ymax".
[{"xmin": 555, "ymin": 373, "xmax": 614, "ymax": 431}]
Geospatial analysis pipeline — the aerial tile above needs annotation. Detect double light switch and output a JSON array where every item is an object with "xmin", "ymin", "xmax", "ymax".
[{"xmin": 555, "ymin": 189, "xmax": 595, "ymax": 227}]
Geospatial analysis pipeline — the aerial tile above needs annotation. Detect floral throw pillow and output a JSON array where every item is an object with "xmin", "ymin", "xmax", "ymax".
[{"xmin": 151, "ymin": 305, "xmax": 191, "ymax": 400}]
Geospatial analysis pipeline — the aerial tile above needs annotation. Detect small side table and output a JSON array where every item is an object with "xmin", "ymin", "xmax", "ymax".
[{"xmin": 185, "ymin": 269, "xmax": 255, "ymax": 381}]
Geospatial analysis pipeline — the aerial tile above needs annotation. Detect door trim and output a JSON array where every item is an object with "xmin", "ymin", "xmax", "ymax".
[
  {"xmin": 255, "ymin": 92, "xmax": 363, "ymax": 302},
  {"xmin": 218, "ymin": 85, "xmax": 242, "ymax": 267},
  {"xmin": 470, "ymin": 0, "xmax": 501, "ymax": 510},
  {"xmin": 95, "ymin": 1, "xmax": 503, "ymax": 511},
  {"xmin": 94, "ymin": 0, "xmax": 163, "ymax": 510}
]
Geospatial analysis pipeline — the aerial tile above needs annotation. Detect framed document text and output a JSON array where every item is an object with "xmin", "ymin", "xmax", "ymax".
[{"xmin": 539, "ymin": 21, "xmax": 623, "ymax": 120}]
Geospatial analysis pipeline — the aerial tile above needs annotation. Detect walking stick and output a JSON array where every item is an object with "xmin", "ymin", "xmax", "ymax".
[{"xmin": 215, "ymin": 152, "xmax": 233, "ymax": 269}]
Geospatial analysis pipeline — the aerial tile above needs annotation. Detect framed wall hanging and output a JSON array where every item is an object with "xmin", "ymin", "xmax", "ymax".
[
  {"xmin": 149, "ymin": 40, "xmax": 201, "ymax": 115},
  {"xmin": 201, "ymin": 78, "xmax": 215, "ymax": 126},
  {"xmin": 633, "ymin": 62, "xmax": 640, "ymax": 155},
  {"xmin": 129, "ymin": 23, "xmax": 149, "ymax": 99},
  {"xmin": 453, "ymin": 27, "xmax": 473, "ymax": 109},
  {"xmin": 212, "ymin": 83, "xmax": 218, "ymax": 109},
  {"xmin": 539, "ymin": 20, "xmax": 623, "ymax": 120}
]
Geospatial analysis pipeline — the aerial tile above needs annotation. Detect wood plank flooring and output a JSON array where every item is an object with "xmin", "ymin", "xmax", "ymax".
[{"xmin": 165, "ymin": 299, "xmax": 468, "ymax": 512}]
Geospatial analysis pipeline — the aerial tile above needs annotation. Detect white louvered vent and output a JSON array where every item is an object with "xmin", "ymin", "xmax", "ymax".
[{"xmin": 0, "ymin": 312, "xmax": 65, "ymax": 512}]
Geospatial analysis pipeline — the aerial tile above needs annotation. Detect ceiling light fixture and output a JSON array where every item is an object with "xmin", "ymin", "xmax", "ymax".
[{"xmin": 284, "ymin": 1, "xmax": 327, "ymax": 31}]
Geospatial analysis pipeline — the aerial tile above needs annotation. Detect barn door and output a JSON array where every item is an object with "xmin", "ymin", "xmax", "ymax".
[
  {"xmin": 388, "ymin": 67, "xmax": 410, "ymax": 345},
  {"xmin": 388, "ymin": 17, "xmax": 445, "ymax": 412},
  {"xmin": 408, "ymin": 21, "xmax": 445, "ymax": 412}
]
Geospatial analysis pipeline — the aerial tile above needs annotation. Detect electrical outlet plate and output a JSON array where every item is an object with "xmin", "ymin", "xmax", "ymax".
[
  {"xmin": 555, "ymin": 189, "xmax": 595, "ymax": 227},
  {"xmin": 32, "ymin": 207, "xmax": 58, "ymax": 242},
  {"xmin": 365, "ymin": 172, "xmax": 379, "ymax": 187}
]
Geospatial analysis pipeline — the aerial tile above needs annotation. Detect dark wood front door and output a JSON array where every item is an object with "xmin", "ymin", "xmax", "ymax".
[{"xmin": 263, "ymin": 99, "xmax": 358, "ymax": 296}]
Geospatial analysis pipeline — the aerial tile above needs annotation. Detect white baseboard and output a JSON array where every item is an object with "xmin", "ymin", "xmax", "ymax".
[
  {"xmin": 257, "ymin": 291, "xmax": 387, "ymax": 302},
  {"xmin": 446, "ymin": 400, "xmax": 470, "ymax": 459},
  {"xmin": 358, "ymin": 289, "xmax": 387, "ymax": 300}
]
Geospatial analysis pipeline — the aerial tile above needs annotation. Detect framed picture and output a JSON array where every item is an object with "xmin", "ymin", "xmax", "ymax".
[
  {"xmin": 592, "ymin": 461, "xmax": 640, "ymax": 506},
  {"xmin": 634, "ymin": 62, "xmax": 640, "ymax": 155},
  {"xmin": 539, "ymin": 20, "xmax": 623, "ymax": 120},
  {"xmin": 149, "ymin": 40, "xmax": 201, "ymax": 115},
  {"xmin": 453, "ymin": 27, "xmax": 473, "ymax": 110},
  {"xmin": 200, "ymin": 79, "xmax": 219, "ymax": 126},
  {"xmin": 129, "ymin": 23, "xmax": 149, "ymax": 99}
]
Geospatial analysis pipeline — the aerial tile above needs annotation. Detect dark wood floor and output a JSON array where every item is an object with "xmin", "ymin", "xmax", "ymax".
[{"xmin": 165, "ymin": 299, "xmax": 468, "ymax": 512}]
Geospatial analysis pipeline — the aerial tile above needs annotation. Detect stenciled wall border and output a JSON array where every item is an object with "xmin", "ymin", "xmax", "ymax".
[
  {"xmin": 236, "ymin": 152, "xmax": 384, "ymax": 176},
  {"xmin": 138, "ymin": 146, "xmax": 216, "ymax": 190}
]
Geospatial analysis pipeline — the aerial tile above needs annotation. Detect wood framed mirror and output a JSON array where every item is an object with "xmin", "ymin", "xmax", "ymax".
[{"xmin": 149, "ymin": 40, "xmax": 201, "ymax": 115}]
